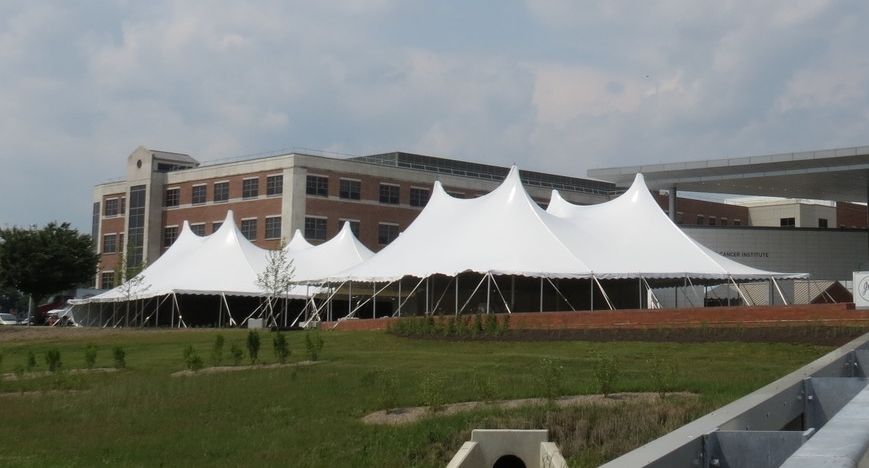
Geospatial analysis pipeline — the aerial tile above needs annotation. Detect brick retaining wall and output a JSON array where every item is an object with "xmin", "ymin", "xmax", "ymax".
[{"xmin": 324, "ymin": 303, "xmax": 869, "ymax": 331}]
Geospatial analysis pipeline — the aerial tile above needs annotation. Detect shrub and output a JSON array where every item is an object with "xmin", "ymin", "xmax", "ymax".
[
  {"xmin": 84, "ymin": 343, "xmax": 98, "ymax": 369},
  {"xmin": 419, "ymin": 372, "xmax": 448, "ymax": 413},
  {"xmin": 112, "ymin": 346, "xmax": 126, "ymax": 369},
  {"xmin": 484, "ymin": 313, "xmax": 498, "ymax": 336},
  {"xmin": 45, "ymin": 348, "xmax": 62, "ymax": 372},
  {"xmin": 272, "ymin": 332, "xmax": 291, "ymax": 364},
  {"xmin": 247, "ymin": 330, "xmax": 261, "ymax": 364},
  {"xmin": 593, "ymin": 352, "xmax": 620, "ymax": 397},
  {"xmin": 648, "ymin": 355, "xmax": 678, "ymax": 398},
  {"xmin": 230, "ymin": 343, "xmax": 244, "ymax": 365},
  {"xmin": 26, "ymin": 350, "xmax": 37, "ymax": 371},
  {"xmin": 183, "ymin": 344, "xmax": 204, "ymax": 371},
  {"xmin": 538, "ymin": 358, "xmax": 564, "ymax": 402},
  {"xmin": 472, "ymin": 313, "xmax": 483, "ymax": 337},
  {"xmin": 304, "ymin": 331, "xmax": 324, "ymax": 361},
  {"xmin": 212, "ymin": 334, "xmax": 225, "ymax": 366}
]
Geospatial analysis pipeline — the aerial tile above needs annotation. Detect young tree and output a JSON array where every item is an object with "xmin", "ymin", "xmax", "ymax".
[
  {"xmin": 0, "ymin": 222, "xmax": 100, "ymax": 324},
  {"xmin": 255, "ymin": 242, "xmax": 295, "ymax": 328},
  {"xmin": 113, "ymin": 242, "xmax": 150, "ymax": 326}
]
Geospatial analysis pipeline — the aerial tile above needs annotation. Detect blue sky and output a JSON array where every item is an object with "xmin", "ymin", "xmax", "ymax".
[{"xmin": 2, "ymin": 1, "xmax": 868, "ymax": 232}]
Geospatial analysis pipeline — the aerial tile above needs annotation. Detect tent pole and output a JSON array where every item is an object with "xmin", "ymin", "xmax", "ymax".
[
  {"xmin": 730, "ymin": 276, "xmax": 752, "ymax": 306},
  {"xmin": 771, "ymin": 276, "xmax": 788, "ymax": 305},
  {"xmin": 590, "ymin": 277, "xmax": 594, "ymax": 311},
  {"xmin": 398, "ymin": 280, "xmax": 402, "ymax": 317},
  {"xmin": 486, "ymin": 273, "xmax": 491, "ymax": 314},
  {"xmin": 641, "ymin": 277, "xmax": 662, "ymax": 309},
  {"xmin": 592, "ymin": 275, "xmax": 615, "ymax": 310},
  {"xmin": 348, "ymin": 281, "xmax": 352, "ymax": 319},
  {"xmin": 490, "ymin": 275, "xmax": 512, "ymax": 313},
  {"xmin": 372, "ymin": 282, "xmax": 377, "ymax": 319},
  {"xmin": 455, "ymin": 275, "xmax": 459, "ymax": 315},
  {"xmin": 459, "ymin": 274, "xmax": 490, "ymax": 313},
  {"xmin": 539, "ymin": 277, "xmax": 543, "ymax": 313}
]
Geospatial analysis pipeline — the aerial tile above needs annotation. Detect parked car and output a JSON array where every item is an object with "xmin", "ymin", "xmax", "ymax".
[{"xmin": 0, "ymin": 313, "xmax": 21, "ymax": 325}]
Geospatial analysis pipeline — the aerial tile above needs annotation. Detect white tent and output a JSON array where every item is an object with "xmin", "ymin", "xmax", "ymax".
[
  {"xmin": 70, "ymin": 211, "xmax": 376, "ymax": 327},
  {"xmin": 309, "ymin": 167, "xmax": 807, "ymax": 317},
  {"xmin": 545, "ymin": 173, "xmax": 805, "ymax": 280}
]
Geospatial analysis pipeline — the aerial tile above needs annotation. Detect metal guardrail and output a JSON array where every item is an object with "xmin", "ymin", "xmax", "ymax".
[{"xmin": 600, "ymin": 332, "xmax": 869, "ymax": 468}]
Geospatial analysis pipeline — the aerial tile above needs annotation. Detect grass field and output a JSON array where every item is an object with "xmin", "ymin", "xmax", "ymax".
[{"xmin": 0, "ymin": 326, "xmax": 848, "ymax": 467}]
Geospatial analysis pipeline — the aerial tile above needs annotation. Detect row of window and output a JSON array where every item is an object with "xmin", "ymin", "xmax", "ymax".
[
  {"xmin": 163, "ymin": 216, "xmax": 283, "ymax": 247},
  {"xmin": 165, "ymin": 175, "xmax": 283, "ymax": 207},
  {"xmin": 674, "ymin": 212, "xmax": 742, "ymax": 226},
  {"xmin": 304, "ymin": 216, "xmax": 399, "ymax": 245},
  {"xmin": 305, "ymin": 175, "xmax": 430, "ymax": 207}
]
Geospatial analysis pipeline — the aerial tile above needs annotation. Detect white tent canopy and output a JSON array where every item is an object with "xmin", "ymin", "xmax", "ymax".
[
  {"xmin": 545, "ymin": 173, "xmax": 803, "ymax": 280},
  {"xmin": 313, "ymin": 168, "xmax": 806, "ymax": 285},
  {"xmin": 287, "ymin": 221, "xmax": 374, "ymax": 282}
]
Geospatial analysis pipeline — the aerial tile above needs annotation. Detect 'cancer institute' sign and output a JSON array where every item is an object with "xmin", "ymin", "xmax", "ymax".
[{"xmin": 853, "ymin": 271, "xmax": 869, "ymax": 309}]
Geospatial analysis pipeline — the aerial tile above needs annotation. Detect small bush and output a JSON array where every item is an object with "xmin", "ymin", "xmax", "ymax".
[
  {"xmin": 230, "ymin": 343, "xmax": 244, "ymax": 365},
  {"xmin": 593, "ymin": 353, "xmax": 620, "ymax": 397},
  {"xmin": 304, "ymin": 331, "xmax": 324, "ymax": 361},
  {"xmin": 484, "ymin": 313, "xmax": 498, "ymax": 336},
  {"xmin": 112, "ymin": 346, "xmax": 126, "ymax": 369},
  {"xmin": 26, "ymin": 350, "xmax": 37, "ymax": 372},
  {"xmin": 247, "ymin": 330, "xmax": 261, "ymax": 364},
  {"xmin": 84, "ymin": 343, "xmax": 98, "ymax": 369},
  {"xmin": 212, "ymin": 334, "xmax": 225, "ymax": 366},
  {"xmin": 45, "ymin": 348, "xmax": 62, "ymax": 372},
  {"xmin": 648, "ymin": 355, "xmax": 678, "ymax": 398},
  {"xmin": 272, "ymin": 332, "xmax": 291, "ymax": 364},
  {"xmin": 538, "ymin": 358, "xmax": 564, "ymax": 402},
  {"xmin": 183, "ymin": 344, "xmax": 204, "ymax": 371}
]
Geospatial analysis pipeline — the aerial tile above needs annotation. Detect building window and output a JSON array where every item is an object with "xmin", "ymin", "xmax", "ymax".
[
  {"xmin": 410, "ymin": 187, "xmax": 430, "ymax": 207},
  {"xmin": 266, "ymin": 175, "xmax": 283, "ymax": 196},
  {"xmin": 819, "ymin": 218, "xmax": 828, "ymax": 228},
  {"xmin": 734, "ymin": 219, "xmax": 741, "ymax": 226},
  {"xmin": 676, "ymin": 212, "xmax": 684, "ymax": 224},
  {"xmin": 379, "ymin": 183, "xmax": 400, "ymax": 204},
  {"xmin": 190, "ymin": 223, "xmax": 206, "ymax": 236},
  {"xmin": 104, "ymin": 198, "xmax": 119, "ymax": 217},
  {"xmin": 696, "ymin": 215, "xmax": 704, "ymax": 225},
  {"xmin": 339, "ymin": 179, "xmax": 361, "ymax": 200},
  {"xmin": 447, "ymin": 191, "xmax": 465, "ymax": 199},
  {"xmin": 241, "ymin": 219, "xmax": 257, "ymax": 241},
  {"xmin": 101, "ymin": 272, "xmax": 115, "ymax": 289},
  {"xmin": 120, "ymin": 196, "xmax": 126, "ymax": 215},
  {"xmin": 92, "ymin": 202, "xmax": 100, "ymax": 242},
  {"xmin": 242, "ymin": 178, "xmax": 259, "ymax": 199},
  {"xmin": 212, "ymin": 221, "xmax": 223, "ymax": 233},
  {"xmin": 192, "ymin": 185, "xmax": 207, "ymax": 205},
  {"xmin": 339, "ymin": 219, "xmax": 360, "ymax": 238},
  {"xmin": 721, "ymin": 218, "xmax": 728, "ymax": 226},
  {"xmin": 708, "ymin": 217, "xmax": 716, "ymax": 226},
  {"xmin": 164, "ymin": 188, "xmax": 180, "ymax": 207},
  {"xmin": 378, "ymin": 223, "xmax": 399, "ymax": 245},
  {"xmin": 306, "ymin": 175, "xmax": 328, "ymax": 197},
  {"xmin": 164, "ymin": 226, "xmax": 179, "ymax": 247},
  {"xmin": 780, "ymin": 217, "xmax": 795, "ymax": 228},
  {"xmin": 214, "ymin": 181, "xmax": 229, "ymax": 202},
  {"xmin": 127, "ymin": 184, "xmax": 147, "ymax": 267},
  {"xmin": 102, "ymin": 234, "xmax": 117, "ymax": 254},
  {"xmin": 265, "ymin": 216, "xmax": 281, "ymax": 239},
  {"xmin": 305, "ymin": 217, "xmax": 327, "ymax": 240}
]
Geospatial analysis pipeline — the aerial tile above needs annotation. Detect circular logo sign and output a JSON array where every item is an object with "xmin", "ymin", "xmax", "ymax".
[{"xmin": 859, "ymin": 276, "xmax": 869, "ymax": 303}]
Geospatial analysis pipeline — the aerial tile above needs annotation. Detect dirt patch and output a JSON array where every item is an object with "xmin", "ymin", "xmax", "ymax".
[
  {"xmin": 362, "ymin": 392, "xmax": 695, "ymax": 425},
  {"xmin": 0, "ymin": 326, "xmax": 216, "ymax": 342},
  {"xmin": 2, "ymin": 367, "xmax": 119, "ymax": 382},
  {"xmin": 171, "ymin": 360, "xmax": 320, "ymax": 377}
]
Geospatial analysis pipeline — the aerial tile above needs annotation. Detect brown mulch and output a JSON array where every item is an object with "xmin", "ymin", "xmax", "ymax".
[
  {"xmin": 170, "ymin": 360, "xmax": 320, "ymax": 377},
  {"xmin": 397, "ymin": 326, "xmax": 869, "ymax": 347}
]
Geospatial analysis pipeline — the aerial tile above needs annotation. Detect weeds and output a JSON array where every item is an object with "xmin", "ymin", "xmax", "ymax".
[
  {"xmin": 538, "ymin": 358, "xmax": 564, "ymax": 403},
  {"xmin": 648, "ymin": 354, "xmax": 678, "ymax": 398},
  {"xmin": 419, "ymin": 371, "xmax": 448, "ymax": 413},
  {"xmin": 230, "ymin": 343, "xmax": 244, "ymax": 365}
]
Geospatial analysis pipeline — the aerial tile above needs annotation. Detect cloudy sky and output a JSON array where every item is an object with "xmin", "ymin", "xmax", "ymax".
[{"xmin": 2, "ymin": 1, "xmax": 868, "ymax": 232}]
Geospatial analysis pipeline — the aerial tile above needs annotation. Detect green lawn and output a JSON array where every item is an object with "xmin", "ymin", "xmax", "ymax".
[{"xmin": 0, "ymin": 328, "xmax": 835, "ymax": 467}]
